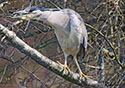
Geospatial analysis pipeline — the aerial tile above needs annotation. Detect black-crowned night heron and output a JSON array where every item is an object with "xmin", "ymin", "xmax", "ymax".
[{"xmin": 13, "ymin": 6, "xmax": 92, "ymax": 79}]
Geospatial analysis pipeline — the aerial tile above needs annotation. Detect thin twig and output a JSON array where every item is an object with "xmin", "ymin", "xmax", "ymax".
[{"xmin": 85, "ymin": 23, "xmax": 124, "ymax": 69}]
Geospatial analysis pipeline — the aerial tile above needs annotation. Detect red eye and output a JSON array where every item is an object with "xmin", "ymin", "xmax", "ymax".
[{"xmin": 29, "ymin": 9, "xmax": 34, "ymax": 12}]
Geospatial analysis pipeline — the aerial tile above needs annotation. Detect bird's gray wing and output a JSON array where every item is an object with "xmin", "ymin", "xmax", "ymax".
[
  {"xmin": 66, "ymin": 9, "xmax": 88, "ymax": 61},
  {"xmin": 78, "ymin": 23, "xmax": 88, "ymax": 62},
  {"xmin": 78, "ymin": 22, "xmax": 88, "ymax": 62},
  {"xmin": 62, "ymin": 8, "xmax": 88, "ymax": 61}
]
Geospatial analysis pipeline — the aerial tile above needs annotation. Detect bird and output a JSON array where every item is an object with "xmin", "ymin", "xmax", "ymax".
[{"xmin": 13, "ymin": 6, "xmax": 92, "ymax": 79}]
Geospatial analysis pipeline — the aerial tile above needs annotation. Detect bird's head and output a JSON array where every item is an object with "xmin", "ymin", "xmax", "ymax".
[{"xmin": 13, "ymin": 6, "xmax": 51, "ymax": 21}]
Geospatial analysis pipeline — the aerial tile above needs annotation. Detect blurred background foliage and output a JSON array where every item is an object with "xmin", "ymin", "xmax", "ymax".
[{"xmin": 0, "ymin": 0, "xmax": 124, "ymax": 88}]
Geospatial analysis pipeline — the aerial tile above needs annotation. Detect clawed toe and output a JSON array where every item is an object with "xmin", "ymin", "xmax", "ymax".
[
  {"xmin": 57, "ymin": 61, "xmax": 64, "ymax": 66},
  {"xmin": 57, "ymin": 61, "xmax": 71, "ymax": 74},
  {"xmin": 64, "ymin": 65, "xmax": 71, "ymax": 74},
  {"xmin": 80, "ymin": 72, "xmax": 93, "ymax": 79}
]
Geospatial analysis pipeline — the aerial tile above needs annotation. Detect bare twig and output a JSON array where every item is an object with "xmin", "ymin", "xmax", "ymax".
[
  {"xmin": 85, "ymin": 23, "xmax": 124, "ymax": 69},
  {"xmin": 0, "ymin": 65, "xmax": 7, "ymax": 83},
  {"xmin": 98, "ymin": 47, "xmax": 104, "ymax": 83}
]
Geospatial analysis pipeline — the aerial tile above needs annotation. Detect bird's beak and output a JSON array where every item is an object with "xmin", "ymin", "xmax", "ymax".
[
  {"xmin": 13, "ymin": 10, "xmax": 28, "ymax": 15},
  {"xmin": 13, "ymin": 10, "xmax": 31, "ymax": 20}
]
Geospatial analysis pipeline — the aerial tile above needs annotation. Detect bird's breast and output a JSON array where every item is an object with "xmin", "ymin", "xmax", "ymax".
[{"xmin": 54, "ymin": 28, "xmax": 80, "ymax": 55}]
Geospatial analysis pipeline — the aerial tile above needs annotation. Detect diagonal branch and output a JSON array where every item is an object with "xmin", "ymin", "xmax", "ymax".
[{"xmin": 0, "ymin": 24, "xmax": 106, "ymax": 88}]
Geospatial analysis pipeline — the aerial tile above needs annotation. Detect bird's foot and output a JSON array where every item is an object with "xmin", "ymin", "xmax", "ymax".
[
  {"xmin": 57, "ymin": 61, "xmax": 71, "ymax": 74},
  {"xmin": 79, "ymin": 72, "xmax": 93, "ymax": 80}
]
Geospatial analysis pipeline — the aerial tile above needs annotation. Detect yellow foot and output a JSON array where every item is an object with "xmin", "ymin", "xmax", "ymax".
[
  {"xmin": 57, "ymin": 61, "xmax": 71, "ymax": 74},
  {"xmin": 80, "ymin": 72, "xmax": 93, "ymax": 79}
]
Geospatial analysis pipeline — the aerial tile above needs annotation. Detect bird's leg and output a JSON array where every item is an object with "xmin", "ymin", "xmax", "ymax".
[
  {"xmin": 57, "ymin": 56, "xmax": 71, "ymax": 74},
  {"xmin": 64, "ymin": 57, "xmax": 71, "ymax": 73},
  {"xmin": 74, "ymin": 56, "xmax": 92, "ymax": 79}
]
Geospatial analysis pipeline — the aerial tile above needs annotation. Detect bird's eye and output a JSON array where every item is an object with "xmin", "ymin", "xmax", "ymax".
[{"xmin": 29, "ymin": 9, "xmax": 34, "ymax": 12}]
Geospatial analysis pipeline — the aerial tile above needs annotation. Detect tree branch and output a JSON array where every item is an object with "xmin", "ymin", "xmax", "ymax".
[{"xmin": 0, "ymin": 24, "xmax": 106, "ymax": 88}]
